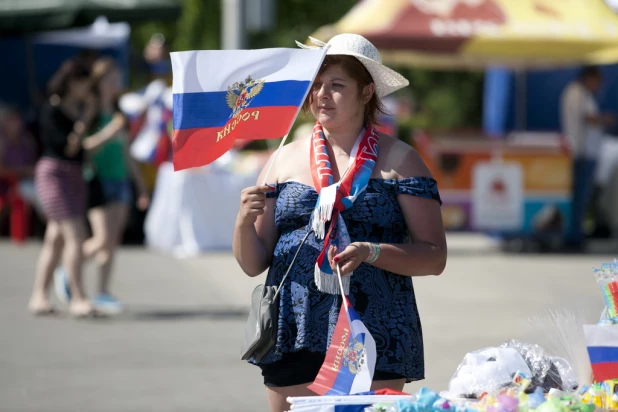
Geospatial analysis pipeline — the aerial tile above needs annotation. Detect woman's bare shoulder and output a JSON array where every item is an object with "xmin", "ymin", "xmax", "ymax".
[
  {"xmin": 276, "ymin": 136, "xmax": 310, "ymax": 169},
  {"xmin": 259, "ymin": 135, "xmax": 309, "ymax": 184},
  {"xmin": 377, "ymin": 133, "xmax": 433, "ymax": 179},
  {"xmin": 281, "ymin": 135, "xmax": 310, "ymax": 155}
]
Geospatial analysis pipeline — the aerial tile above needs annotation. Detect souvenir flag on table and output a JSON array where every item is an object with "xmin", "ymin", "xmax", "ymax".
[
  {"xmin": 289, "ymin": 389, "xmax": 410, "ymax": 411},
  {"xmin": 308, "ymin": 297, "xmax": 377, "ymax": 396},
  {"xmin": 170, "ymin": 47, "xmax": 327, "ymax": 171},
  {"xmin": 584, "ymin": 324, "xmax": 618, "ymax": 381}
]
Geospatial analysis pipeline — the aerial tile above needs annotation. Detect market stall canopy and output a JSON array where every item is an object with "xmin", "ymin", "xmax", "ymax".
[
  {"xmin": 0, "ymin": 0, "xmax": 181, "ymax": 34},
  {"xmin": 310, "ymin": 0, "xmax": 618, "ymax": 69},
  {"xmin": 32, "ymin": 16, "xmax": 129, "ymax": 48}
]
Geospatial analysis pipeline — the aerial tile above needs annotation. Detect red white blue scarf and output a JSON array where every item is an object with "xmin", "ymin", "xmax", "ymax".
[{"xmin": 310, "ymin": 122, "xmax": 379, "ymax": 295}]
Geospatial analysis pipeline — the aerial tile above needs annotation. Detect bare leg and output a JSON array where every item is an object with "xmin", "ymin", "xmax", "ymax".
[
  {"xmin": 370, "ymin": 378, "xmax": 406, "ymax": 392},
  {"xmin": 97, "ymin": 202, "xmax": 129, "ymax": 294},
  {"xmin": 265, "ymin": 383, "xmax": 316, "ymax": 412},
  {"xmin": 28, "ymin": 220, "xmax": 63, "ymax": 313},
  {"xmin": 85, "ymin": 203, "xmax": 128, "ymax": 295},
  {"xmin": 58, "ymin": 217, "xmax": 92, "ymax": 316},
  {"xmin": 83, "ymin": 207, "xmax": 107, "ymax": 261}
]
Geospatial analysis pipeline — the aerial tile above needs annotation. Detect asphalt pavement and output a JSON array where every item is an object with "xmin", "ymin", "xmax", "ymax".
[{"xmin": 0, "ymin": 234, "xmax": 613, "ymax": 411}]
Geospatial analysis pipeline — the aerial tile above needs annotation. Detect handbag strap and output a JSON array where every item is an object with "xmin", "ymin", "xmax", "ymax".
[{"xmin": 272, "ymin": 229, "xmax": 314, "ymax": 301}]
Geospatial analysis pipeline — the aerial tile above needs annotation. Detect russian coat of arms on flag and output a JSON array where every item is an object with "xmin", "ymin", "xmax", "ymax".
[
  {"xmin": 170, "ymin": 47, "xmax": 326, "ymax": 170},
  {"xmin": 309, "ymin": 296, "xmax": 377, "ymax": 396},
  {"xmin": 226, "ymin": 76, "xmax": 264, "ymax": 119}
]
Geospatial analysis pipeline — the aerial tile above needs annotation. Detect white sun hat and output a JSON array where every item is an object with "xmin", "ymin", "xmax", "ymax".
[{"xmin": 296, "ymin": 33, "xmax": 409, "ymax": 98}]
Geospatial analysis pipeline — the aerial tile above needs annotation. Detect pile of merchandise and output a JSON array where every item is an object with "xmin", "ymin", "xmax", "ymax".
[
  {"xmin": 359, "ymin": 373, "xmax": 606, "ymax": 411},
  {"xmin": 288, "ymin": 260, "xmax": 618, "ymax": 411},
  {"xmin": 595, "ymin": 260, "xmax": 618, "ymax": 326},
  {"xmin": 290, "ymin": 349, "xmax": 615, "ymax": 411}
]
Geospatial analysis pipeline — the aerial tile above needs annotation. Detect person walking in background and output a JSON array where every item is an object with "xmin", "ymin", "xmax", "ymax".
[
  {"xmin": 54, "ymin": 57, "xmax": 150, "ymax": 314},
  {"xmin": 560, "ymin": 66, "xmax": 615, "ymax": 249},
  {"xmin": 27, "ymin": 62, "xmax": 98, "ymax": 317}
]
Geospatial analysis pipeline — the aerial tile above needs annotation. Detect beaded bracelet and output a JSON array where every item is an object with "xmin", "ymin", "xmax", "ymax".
[{"xmin": 365, "ymin": 242, "xmax": 381, "ymax": 264}]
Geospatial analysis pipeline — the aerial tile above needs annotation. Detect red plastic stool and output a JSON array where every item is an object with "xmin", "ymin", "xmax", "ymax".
[
  {"xmin": 0, "ymin": 178, "xmax": 31, "ymax": 244},
  {"xmin": 9, "ymin": 189, "xmax": 30, "ymax": 244}
]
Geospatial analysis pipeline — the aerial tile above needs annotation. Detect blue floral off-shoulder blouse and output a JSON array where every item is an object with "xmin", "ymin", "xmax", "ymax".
[{"xmin": 251, "ymin": 177, "xmax": 441, "ymax": 383}]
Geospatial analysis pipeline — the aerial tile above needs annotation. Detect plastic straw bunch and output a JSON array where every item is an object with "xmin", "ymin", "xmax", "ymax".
[{"xmin": 528, "ymin": 308, "xmax": 593, "ymax": 388}]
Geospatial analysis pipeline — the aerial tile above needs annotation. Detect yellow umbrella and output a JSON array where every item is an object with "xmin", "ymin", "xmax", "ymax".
[{"xmin": 310, "ymin": 0, "xmax": 618, "ymax": 69}]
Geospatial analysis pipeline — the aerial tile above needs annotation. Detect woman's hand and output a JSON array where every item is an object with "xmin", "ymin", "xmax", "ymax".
[
  {"xmin": 64, "ymin": 132, "xmax": 81, "ymax": 157},
  {"xmin": 237, "ymin": 185, "xmax": 274, "ymax": 227},
  {"xmin": 328, "ymin": 242, "xmax": 370, "ymax": 276}
]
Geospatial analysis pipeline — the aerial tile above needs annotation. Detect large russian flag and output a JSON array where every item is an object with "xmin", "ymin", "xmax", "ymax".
[
  {"xmin": 584, "ymin": 324, "xmax": 618, "ymax": 382},
  {"xmin": 170, "ymin": 48, "xmax": 326, "ymax": 171},
  {"xmin": 309, "ymin": 298, "xmax": 377, "ymax": 396}
]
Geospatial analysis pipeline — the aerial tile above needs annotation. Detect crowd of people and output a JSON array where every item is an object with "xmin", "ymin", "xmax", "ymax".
[{"xmin": 0, "ymin": 54, "xmax": 151, "ymax": 318}]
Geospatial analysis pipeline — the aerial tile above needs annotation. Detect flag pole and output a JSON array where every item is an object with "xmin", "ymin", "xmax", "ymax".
[
  {"xmin": 261, "ymin": 45, "xmax": 329, "ymax": 185},
  {"xmin": 336, "ymin": 264, "xmax": 349, "ymax": 312},
  {"xmin": 261, "ymin": 133, "xmax": 289, "ymax": 185}
]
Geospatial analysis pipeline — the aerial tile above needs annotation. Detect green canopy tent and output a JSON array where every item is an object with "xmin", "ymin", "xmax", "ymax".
[{"xmin": 0, "ymin": 0, "xmax": 181, "ymax": 34}]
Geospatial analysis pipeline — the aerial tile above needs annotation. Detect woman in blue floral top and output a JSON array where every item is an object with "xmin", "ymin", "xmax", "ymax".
[{"xmin": 233, "ymin": 34, "xmax": 446, "ymax": 412}]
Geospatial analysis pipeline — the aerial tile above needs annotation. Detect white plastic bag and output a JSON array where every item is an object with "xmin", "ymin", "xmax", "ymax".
[{"xmin": 442, "ymin": 347, "xmax": 531, "ymax": 399}]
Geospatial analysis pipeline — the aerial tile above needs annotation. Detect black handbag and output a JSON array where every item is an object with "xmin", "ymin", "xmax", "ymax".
[{"xmin": 240, "ymin": 230, "xmax": 313, "ymax": 362}]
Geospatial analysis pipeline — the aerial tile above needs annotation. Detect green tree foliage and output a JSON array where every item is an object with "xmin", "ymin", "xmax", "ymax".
[
  {"xmin": 131, "ymin": 0, "xmax": 484, "ymax": 133},
  {"xmin": 402, "ymin": 69, "xmax": 484, "ymax": 131},
  {"xmin": 131, "ymin": 0, "xmax": 220, "ymax": 53}
]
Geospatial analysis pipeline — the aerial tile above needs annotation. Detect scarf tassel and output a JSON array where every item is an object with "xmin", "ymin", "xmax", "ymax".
[
  {"xmin": 311, "ymin": 203, "xmax": 334, "ymax": 239},
  {"xmin": 314, "ymin": 264, "xmax": 350, "ymax": 295}
]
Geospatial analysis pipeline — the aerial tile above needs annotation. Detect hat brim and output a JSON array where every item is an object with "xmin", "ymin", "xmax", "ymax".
[
  {"xmin": 326, "ymin": 49, "xmax": 409, "ymax": 98},
  {"xmin": 354, "ymin": 54, "xmax": 409, "ymax": 98},
  {"xmin": 296, "ymin": 38, "xmax": 409, "ymax": 98}
]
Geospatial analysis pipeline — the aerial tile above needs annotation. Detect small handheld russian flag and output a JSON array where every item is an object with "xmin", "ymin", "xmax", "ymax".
[
  {"xmin": 170, "ymin": 47, "xmax": 327, "ymax": 171},
  {"xmin": 584, "ymin": 324, "xmax": 618, "ymax": 382},
  {"xmin": 308, "ymin": 267, "xmax": 377, "ymax": 396}
]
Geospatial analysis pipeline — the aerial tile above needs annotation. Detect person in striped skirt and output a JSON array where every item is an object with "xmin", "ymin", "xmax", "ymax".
[{"xmin": 28, "ymin": 60, "xmax": 121, "ymax": 317}]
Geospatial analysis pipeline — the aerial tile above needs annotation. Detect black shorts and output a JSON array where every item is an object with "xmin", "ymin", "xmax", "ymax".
[
  {"xmin": 259, "ymin": 350, "xmax": 405, "ymax": 387},
  {"xmin": 87, "ymin": 176, "xmax": 106, "ymax": 209}
]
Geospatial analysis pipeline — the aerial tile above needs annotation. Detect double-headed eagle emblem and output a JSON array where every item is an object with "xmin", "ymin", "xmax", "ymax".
[
  {"xmin": 226, "ymin": 75, "xmax": 265, "ymax": 119},
  {"xmin": 342, "ymin": 339, "xmax": 366, "ymax": 375}
]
